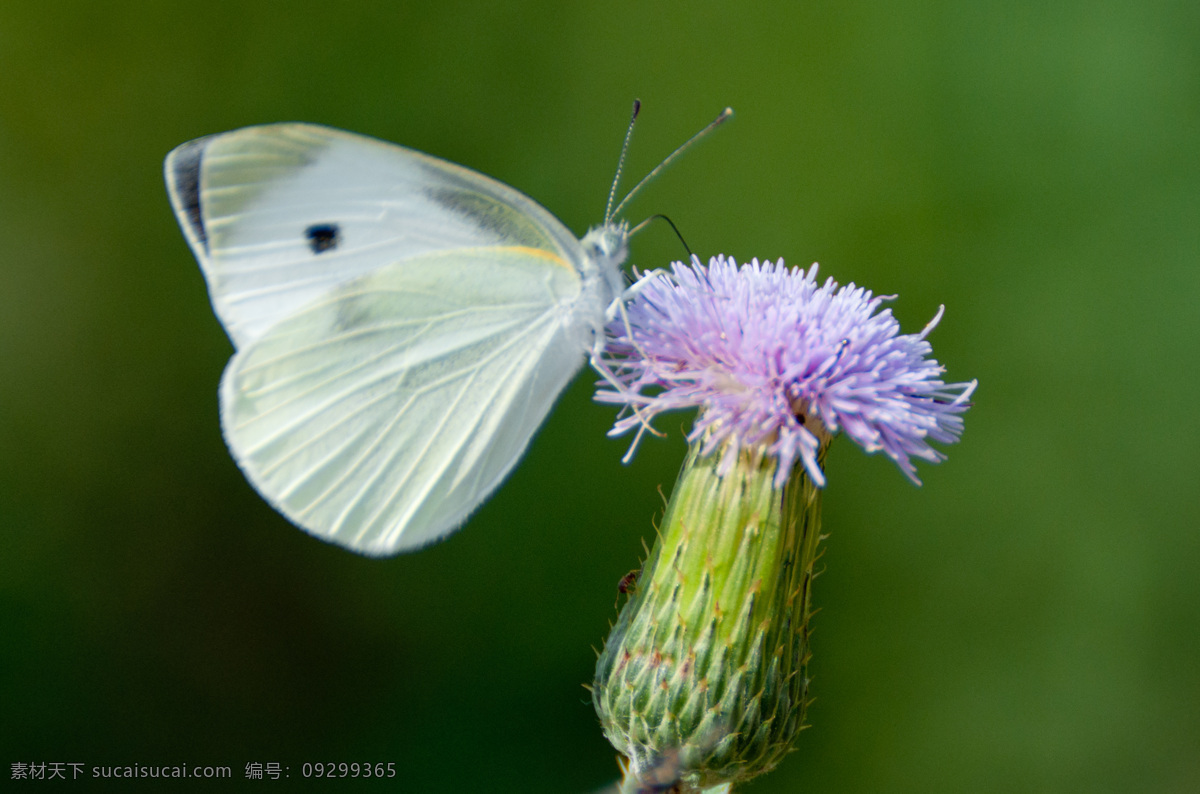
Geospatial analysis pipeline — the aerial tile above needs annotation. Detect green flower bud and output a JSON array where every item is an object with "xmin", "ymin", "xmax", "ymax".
[{"xmin": 593, "ymin": 435, "xmax": 826, "ymax": 792}]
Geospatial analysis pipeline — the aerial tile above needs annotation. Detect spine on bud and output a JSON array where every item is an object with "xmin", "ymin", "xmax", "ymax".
[{"xmin": 593, "ymin": 438, "xmax": 826, "ymax": 792}]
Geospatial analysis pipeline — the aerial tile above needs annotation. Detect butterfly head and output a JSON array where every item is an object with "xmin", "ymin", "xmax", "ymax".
[{"xmin": 582, "ymin": 220, "xmax": 630, "ymax": 300}]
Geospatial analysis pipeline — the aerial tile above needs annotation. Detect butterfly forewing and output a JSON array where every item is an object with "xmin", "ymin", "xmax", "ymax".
[
  {"xmin": 219, "ymin": 247, "xmax": 587, "ymax": 554},
  {"xmin": 166, "ymin": 123, "xmax": 584, "ymax": 349}
]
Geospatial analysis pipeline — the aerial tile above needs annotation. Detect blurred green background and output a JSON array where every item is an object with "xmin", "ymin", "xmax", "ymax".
[{"xmin": 2, "ymin": 1, "xmax": 1197, "ymax": 791}]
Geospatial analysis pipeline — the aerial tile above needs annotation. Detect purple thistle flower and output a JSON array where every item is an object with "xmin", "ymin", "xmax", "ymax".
[{"xmin": 596, "ymin": 255, "xmax": 976, "ymax": 487}]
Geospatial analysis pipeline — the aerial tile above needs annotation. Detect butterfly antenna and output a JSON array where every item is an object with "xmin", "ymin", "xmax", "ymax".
[
  {"xmin": 611, "ymin": 106, "xmax": 733, "ymax": 221},
  {"xmin": 630, "ymin": 213, "xmax": 693, "ymax": 259},
  {"xmin": 605, "ymin": 100, "xmax": 642, "ymax": 224}
]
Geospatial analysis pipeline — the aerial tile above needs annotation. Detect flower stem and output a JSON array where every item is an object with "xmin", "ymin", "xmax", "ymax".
[{"xmin": 594, "ymin": 436, "xmax": 827, "ymax": 791}]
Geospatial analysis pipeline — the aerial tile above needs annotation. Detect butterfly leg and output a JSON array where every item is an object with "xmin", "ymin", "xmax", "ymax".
[{"xmin": 589, "ymin": 267, "xmax": 671, "ymax": 463}]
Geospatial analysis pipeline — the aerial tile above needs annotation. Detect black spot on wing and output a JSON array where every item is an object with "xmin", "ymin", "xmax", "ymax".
[
  {"xmin": 168, "ymin": 137, "xmax": 210, "ymax": 249},
  {"xmin": 305, "ymin": 223, "xmax": 341, "ymax": 254}
]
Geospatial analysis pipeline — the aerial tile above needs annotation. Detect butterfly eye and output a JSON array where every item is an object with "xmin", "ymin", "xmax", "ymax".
[{"xmin": 305, "ymin": 223, "xmax": 341, "ymax": 254}]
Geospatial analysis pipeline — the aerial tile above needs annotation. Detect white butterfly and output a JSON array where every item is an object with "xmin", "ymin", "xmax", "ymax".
[{"xmin": 165, "ymin": 107, "xmax": 729, "ymax": 556}]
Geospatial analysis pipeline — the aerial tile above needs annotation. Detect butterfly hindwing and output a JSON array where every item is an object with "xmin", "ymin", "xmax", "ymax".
[{"xmin": 219, "ymin": 246, "xmax": 587, "ymax": 554}]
